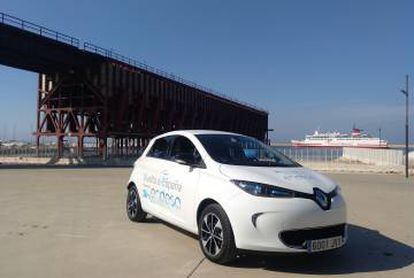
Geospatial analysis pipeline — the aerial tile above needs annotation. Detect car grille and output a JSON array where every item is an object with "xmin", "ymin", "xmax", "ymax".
[{"xmin": 279, "ymin": 224, "xmax": 346, "ymax": 248}]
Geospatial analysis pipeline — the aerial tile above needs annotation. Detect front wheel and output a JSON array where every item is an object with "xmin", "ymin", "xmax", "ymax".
[
  {"xmin": 198, "ymin": 204, "xmax": 237, "ymax": 264},
  {"xmin": 126, "ymin": 186, "xmax": 147, "ymax": 222}
]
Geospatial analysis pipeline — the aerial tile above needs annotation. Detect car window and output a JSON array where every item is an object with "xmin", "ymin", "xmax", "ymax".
[
  {"xmin": 196, "ymin": 134, "xmax": 300, "ymax": 167},
  {"xmin": 147, "ymin": 136, "xmax": 175, "ymax": 159},
  {"xmin": 170, "ymin": 136, "xmax": 203, "ymax": 165}
]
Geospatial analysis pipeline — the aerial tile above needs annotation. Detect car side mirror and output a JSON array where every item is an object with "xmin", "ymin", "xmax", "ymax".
[
  {"xmin": 174, "ymin": 153, "xmax": 194, "ymax": 166},
  {"xmin": 173, "ymin": 153, "xmax": 205, "ymax": 168},
  {"xmin": 175, "ymin": 157, "xmax": 191, "ymax": 165}
]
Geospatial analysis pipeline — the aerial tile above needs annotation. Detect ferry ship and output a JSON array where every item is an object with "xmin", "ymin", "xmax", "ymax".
[{"xmin": 291, "ymin": 127, "xmax": 388, "ymax": 148}]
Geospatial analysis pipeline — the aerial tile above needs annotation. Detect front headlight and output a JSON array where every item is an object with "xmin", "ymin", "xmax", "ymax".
[{"xmin": 231, "ymin": 180, "xmax": 295, "ymax": 198}]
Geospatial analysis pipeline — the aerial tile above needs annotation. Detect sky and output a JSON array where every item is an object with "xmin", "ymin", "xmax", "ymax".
[{"xmin": 0, "ymin": 0, "xmax": 413, "ymax": 143}]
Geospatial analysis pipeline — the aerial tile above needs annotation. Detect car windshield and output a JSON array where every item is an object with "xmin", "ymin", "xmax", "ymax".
[{"xmin": 196, "ymin": 134, "xmax": 300, "ymax": 167}]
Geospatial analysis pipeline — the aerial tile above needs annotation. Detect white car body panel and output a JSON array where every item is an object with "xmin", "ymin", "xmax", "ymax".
[{"xmin": 128, "ymin": 130, "xmax": 347, "ymax": 252}]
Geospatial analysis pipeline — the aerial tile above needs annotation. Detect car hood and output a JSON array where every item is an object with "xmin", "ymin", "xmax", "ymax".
[{"xmin": 219, "ymin": 165, "xmax": 336, "ymax": 194}]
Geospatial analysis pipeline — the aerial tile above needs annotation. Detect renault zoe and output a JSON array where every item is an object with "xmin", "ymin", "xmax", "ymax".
[{"xmin": 126, "ymin": 130, "xmax": 347, "ymax": 264}]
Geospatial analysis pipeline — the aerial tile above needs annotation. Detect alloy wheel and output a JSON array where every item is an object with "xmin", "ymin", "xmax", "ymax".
[
  {"xmin": 200, "ymin": 212, "xmax": 224, "ymax": 256},
  {"xmin": 127, "ymin": 189, "xmax": 138, "ymax": 218}
]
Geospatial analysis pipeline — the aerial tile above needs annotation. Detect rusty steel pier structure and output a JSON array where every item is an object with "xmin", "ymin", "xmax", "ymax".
[{"xmin": 0, "ymin": 12, "xmax": 268, "ymax": 159}]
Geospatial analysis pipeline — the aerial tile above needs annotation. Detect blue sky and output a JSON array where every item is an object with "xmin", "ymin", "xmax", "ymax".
[{"xmin": 0, "ymin": 0, "xmax": 413, "ymax": 143}]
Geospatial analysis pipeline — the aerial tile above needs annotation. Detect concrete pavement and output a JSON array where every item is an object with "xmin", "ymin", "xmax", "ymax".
[{"xmin": 0, "ymin": 168, "xmax": 413, "ymax": 277}]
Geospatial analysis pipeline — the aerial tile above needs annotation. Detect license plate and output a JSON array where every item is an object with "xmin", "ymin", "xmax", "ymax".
[{"xmin": 307, "ymin": 236, "xmax": 344, "ymax": 252}]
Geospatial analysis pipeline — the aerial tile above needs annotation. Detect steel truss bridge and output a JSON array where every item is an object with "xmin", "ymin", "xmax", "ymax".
[{"xmin": 0, "ymin": 12, "xmax": 268, "ymax": 158}]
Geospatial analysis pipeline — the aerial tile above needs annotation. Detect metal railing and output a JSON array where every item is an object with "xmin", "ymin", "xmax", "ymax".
[
  {"xmin": 0, "ymin": 12, "xmax": 80, "ymax": 47},
  {"xmin": 274, "ymin": 146, "xmax": 344, "ymax": 163},
  {"xmin": 272, "ymin": 146, "xmax": 406, "ymax": 172},
  {"xmin": 0, "ymin": 146, "xmax": 56, "ymax": 158},
  {"xmin": 0, "ymin": 145, "xmax": 142, "ymax": 159},
  {"xmin": 0, "ymin": 145, "xmax": 408, "ymax": 173}
]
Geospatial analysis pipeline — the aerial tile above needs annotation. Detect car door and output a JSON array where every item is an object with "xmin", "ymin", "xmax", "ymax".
[
  {"xmin": 159, "ymin": 135, "xmax": 203, "ymax": 231},
  {"xmin": 139, "ymin": 136, "xmax": 175, "ymax": 218}
]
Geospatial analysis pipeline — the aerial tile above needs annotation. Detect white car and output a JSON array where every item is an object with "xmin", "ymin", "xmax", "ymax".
[{"xmin": 126, "ymin": 130, "xmax": 347, "ymax": 264}]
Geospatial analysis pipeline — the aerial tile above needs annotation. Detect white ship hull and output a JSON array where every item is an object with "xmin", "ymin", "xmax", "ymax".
[{"xmin": 291, "ymin": 139, "xmax": 388, "ymax": 148}]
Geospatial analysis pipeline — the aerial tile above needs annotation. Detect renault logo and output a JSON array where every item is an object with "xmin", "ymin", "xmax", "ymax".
[{"xmin": 314, "ymin": 188, "xmax": 330, "ymax": 210}]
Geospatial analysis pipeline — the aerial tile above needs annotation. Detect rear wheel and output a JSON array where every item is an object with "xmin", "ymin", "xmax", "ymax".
[
  {"xmin": 198, "ymin": 204, "xmax": 236, "ymax": 264},
  {"xmin": 126, "ymin": 186, "xmax": 147, "ymax": 222}
]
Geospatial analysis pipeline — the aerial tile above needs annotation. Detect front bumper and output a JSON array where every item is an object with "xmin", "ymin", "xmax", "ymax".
[{"xmin": 224, "ymin": 192, "xmax": 347, "ymax": 252}]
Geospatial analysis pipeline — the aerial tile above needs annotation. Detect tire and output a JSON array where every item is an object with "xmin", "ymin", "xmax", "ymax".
[
  {"xmin": 126, "ymin": 186, "xmax": 147, "ymax": 222},
  {"xmin": 198, "ymin": 203, "xmax": 237, "ymax": 264}
]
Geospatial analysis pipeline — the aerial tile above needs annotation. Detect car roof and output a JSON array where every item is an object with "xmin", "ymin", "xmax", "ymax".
[{"xmin": 154, "ymin": 130, "xmax": 244, "ymax": 139}]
